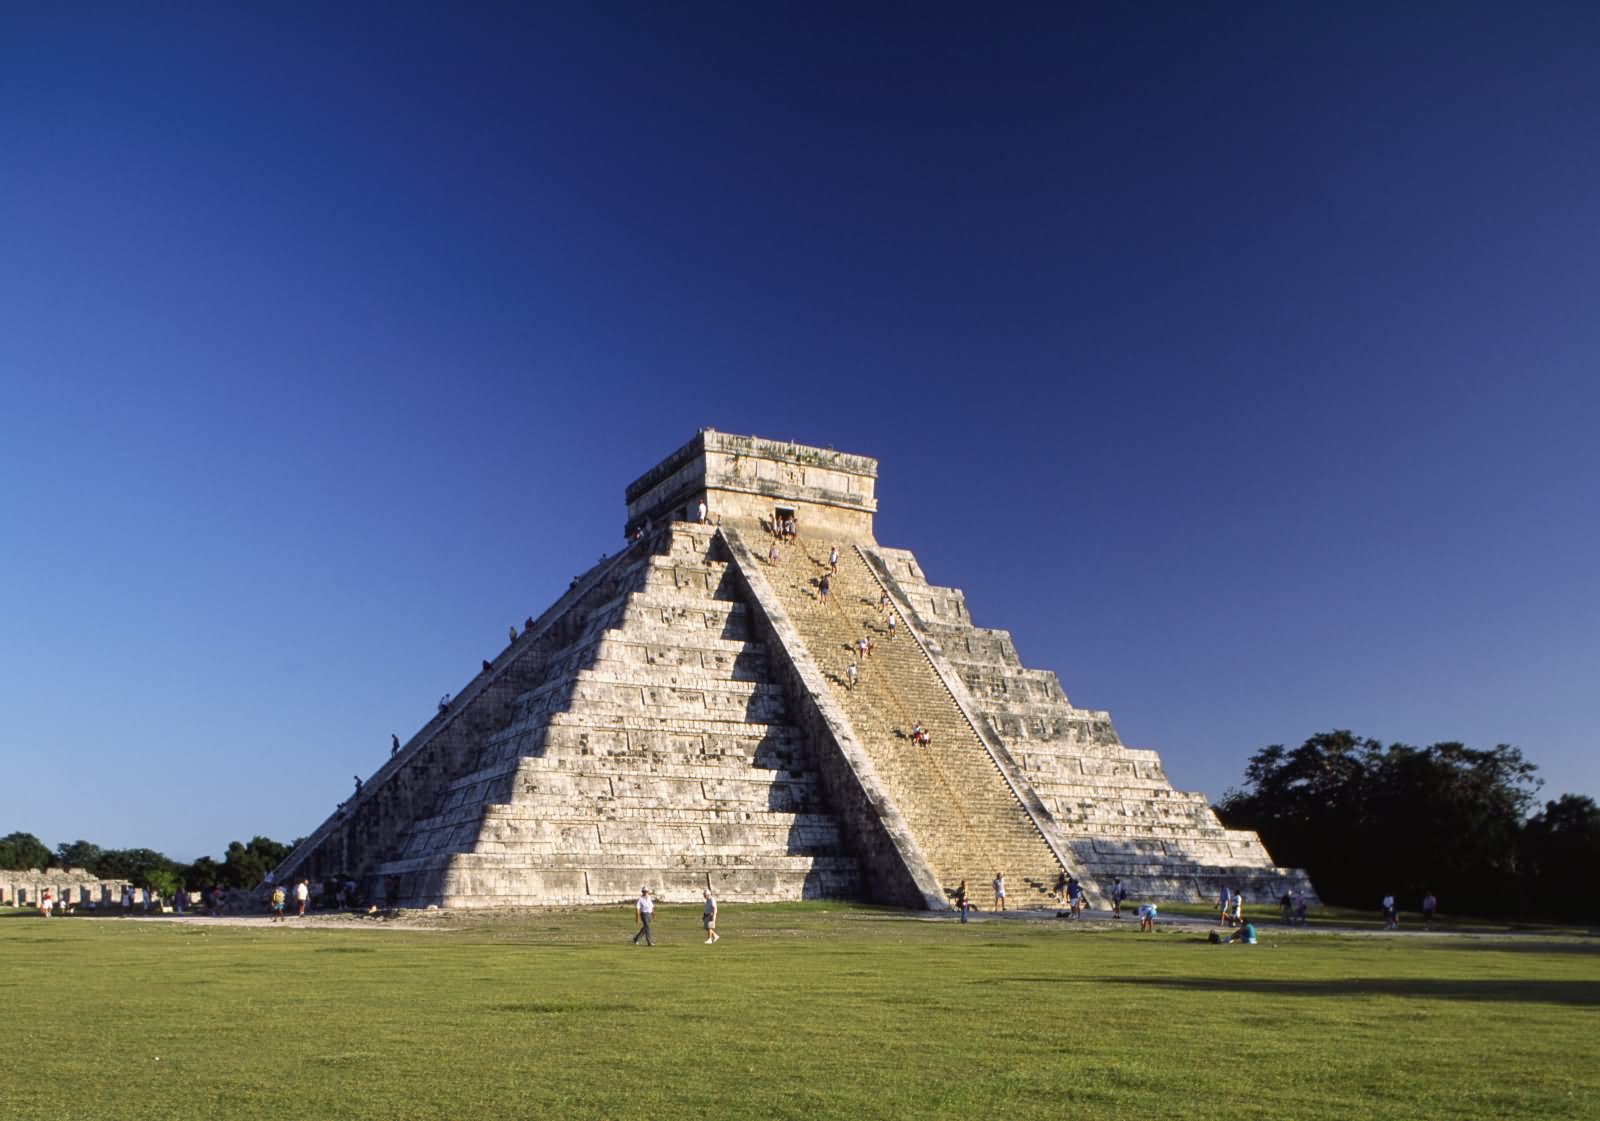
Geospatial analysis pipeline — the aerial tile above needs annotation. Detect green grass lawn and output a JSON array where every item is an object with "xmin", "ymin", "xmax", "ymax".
[{"xmin": 3, "ymin": 904, "xmax": 1597, "ymax": 1120}]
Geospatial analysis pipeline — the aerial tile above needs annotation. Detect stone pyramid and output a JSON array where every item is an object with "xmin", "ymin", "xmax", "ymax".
[{"xmin": 275, "ymin": 431, "xmax": 1315, "ymax": 910}]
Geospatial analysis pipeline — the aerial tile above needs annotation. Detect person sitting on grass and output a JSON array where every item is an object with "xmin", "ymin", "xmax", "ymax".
[{"xmin": 1229, "ymin": 920, "xmax": 1257, "ymax": 945}]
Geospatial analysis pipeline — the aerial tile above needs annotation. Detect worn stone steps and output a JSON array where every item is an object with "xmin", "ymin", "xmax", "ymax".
[
  {"xmin": 758, "ymin": 534, "xmax": 1063, "ymax": 905},
  {"xmin": 346, "ymin": 522, "xmax": 864, "ymax": 906}
]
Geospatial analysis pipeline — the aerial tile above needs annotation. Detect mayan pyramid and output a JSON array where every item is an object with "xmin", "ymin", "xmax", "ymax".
[{"xmin": 275, "ymin": 430, "xmax": 1315, "ymax": 910}]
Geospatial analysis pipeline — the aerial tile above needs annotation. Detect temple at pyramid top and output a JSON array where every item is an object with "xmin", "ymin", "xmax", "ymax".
[
  {"xmin": 273, "ymin": 429, "xmax": 1315, "ymax": 912},
  {"xmin": 625, "ymin": 429, "xmax": 880, "ymax": 540}
]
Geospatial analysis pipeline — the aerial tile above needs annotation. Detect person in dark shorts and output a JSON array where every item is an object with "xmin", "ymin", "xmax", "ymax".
[{"xmin": 702, "ymin": 890, "xmax": 719, "ymax": 944}]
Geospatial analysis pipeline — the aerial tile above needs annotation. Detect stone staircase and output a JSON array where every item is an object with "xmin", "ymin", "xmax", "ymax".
[{"xmin": 750, "ymin": 530, "xmax": 1067, "ymax": 908}]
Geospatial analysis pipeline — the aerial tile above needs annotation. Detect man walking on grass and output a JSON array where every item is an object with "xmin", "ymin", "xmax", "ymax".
[
  {"xmin": 703, "ymin": 890, "xmax": 719, "ymax": 944},
  {"xmin": 633, "ymin": 887, "xmax": 655, "ymax": 946}
]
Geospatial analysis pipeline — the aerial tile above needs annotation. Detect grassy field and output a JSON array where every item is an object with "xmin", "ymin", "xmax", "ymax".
[{"xmin": 3, "ymin": 904, "xmax": 1596, "ymax": 1120}]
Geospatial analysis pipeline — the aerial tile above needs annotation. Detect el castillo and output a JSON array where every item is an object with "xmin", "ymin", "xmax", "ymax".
[{"xmin": 272, "ymin": 430, "xmax": 1315, "ymax": 911}]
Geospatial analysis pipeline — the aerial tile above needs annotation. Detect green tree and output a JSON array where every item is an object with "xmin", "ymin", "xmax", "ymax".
[
  {"xmin": 1216, "ymin": 730, "xmax": 1382, "ymax": 901},
  {"xmin": 1360, "ymin": 742, "xmax": 1540, "ymax": 909},
  {"xmin": 1519, "ymin": 795, "xmax": 1600, "ymax": 920},
  {"xmin": 55, "ymin": 839, "xmax": 102, "ymax": 871},
  {"xmin": 220, "ymin": 836, "xmax": 293, "ymax": 888},
  {"xmin": 95, "ymin": 848, "xmax": 179, "ymax": 888},
  {"xmin": 1217, "ymin": 732, "xmax": 1543, "ymax": 914},
  {"xmin": 180, "ymin": 855, "xmax": 222, "ymax": 891},
  {"xmin": 0, "ymin": 831, "xmax": 53, "ymax": 871},
  {"xmin": 143, "ymin": 867, "xmax": 180, "ymax": 900}
]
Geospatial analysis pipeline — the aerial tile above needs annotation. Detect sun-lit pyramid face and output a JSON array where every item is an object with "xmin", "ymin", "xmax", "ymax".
[
  {"xmin": 625, "ymin": 429, "xmax": 879, "ymax": 542},
  {"xmin": 270, "ymin": 428, "xmax": 1315, "ymax": 912}
]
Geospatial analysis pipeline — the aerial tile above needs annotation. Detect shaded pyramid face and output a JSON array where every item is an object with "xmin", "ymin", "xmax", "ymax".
[{"xmin": 278, "ymin": 431, "xmax": 1314, "ymax": 910}]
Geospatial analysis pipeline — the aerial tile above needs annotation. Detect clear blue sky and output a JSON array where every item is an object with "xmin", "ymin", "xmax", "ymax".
[{"xmin": 3, "ymin": 4, "xmax": 1595, "ymax": 861}]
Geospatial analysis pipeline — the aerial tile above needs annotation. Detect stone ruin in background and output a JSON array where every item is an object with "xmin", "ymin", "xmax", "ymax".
[{"xmin": 2, "ymin": 868, "xmax": 135, "ymax": 910}]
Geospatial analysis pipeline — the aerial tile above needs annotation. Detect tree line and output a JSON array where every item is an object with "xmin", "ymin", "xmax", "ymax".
[
  {"xmin": 0, "ymin": 834, "xmax": 297, "ymax": 901},
  {"xmin": 1215, "ymin": 730, "xmax": 1599, "ymax": 922}
]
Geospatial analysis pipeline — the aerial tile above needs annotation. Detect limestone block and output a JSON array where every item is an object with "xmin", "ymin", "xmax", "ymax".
[
  {"xmin": 595, "ymin": 822, "xmax": 703, "ymax": 849},
  {"xmin": 586, "ymin": 867, "xmax": 699, "ymax": 900},
  {"xmin": 518, "ymin": 771, "xmax": 614, "ymax": 800},
  {"xmin": 443, "ymin": 864, "xmax": 588, "ymax": 902},
  {"xmin": 701, "ymin": 777, "xmax": 790, "ymax": 805},
  {"xmin": 608, "ymin": 775, "xmax": 704, "ymax": 803},
  {"xmin": 539, "ymin": 726, "xmax": 631, "ymax": 756},
  {"xmin": 477, "ymin": 820, "xmax": 601, "ymax": 847}
]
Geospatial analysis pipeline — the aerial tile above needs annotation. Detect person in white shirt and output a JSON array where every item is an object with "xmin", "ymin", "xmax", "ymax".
[{"xmin": 632, "ymin": 887, "xmax": 655, "ymax": 946}]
